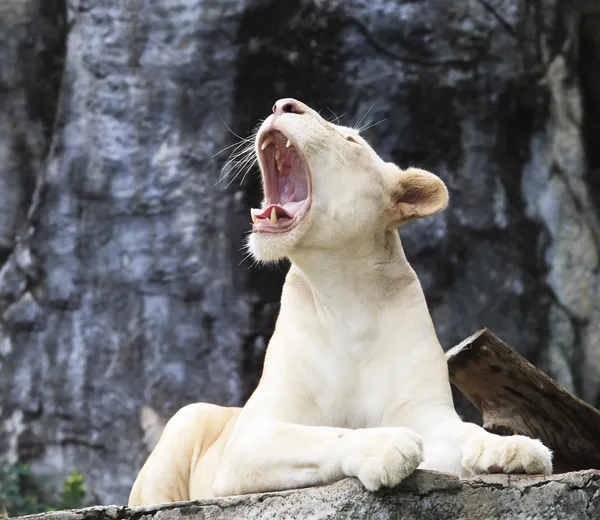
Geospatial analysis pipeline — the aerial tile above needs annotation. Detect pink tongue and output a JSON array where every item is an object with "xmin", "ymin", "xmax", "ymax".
[{"xmin": 282, "ymin": 201, "xmax": 303, "ymax": 214}]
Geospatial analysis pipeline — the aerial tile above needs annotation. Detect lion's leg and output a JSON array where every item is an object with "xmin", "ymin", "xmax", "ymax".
[
  {"xmin": 128, "ymin": 403, "xmax": 240, "ymax": 506},
  {"xmin": 212, "ymin": 418, "xmax": 423, "ymax": 497},
  {"xmin": 420, "ymin": 418, "xmax": 552, "ymax": 477}
]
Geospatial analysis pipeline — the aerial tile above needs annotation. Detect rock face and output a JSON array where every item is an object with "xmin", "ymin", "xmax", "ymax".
[
  {"xmin": 19, "ymin": 470, "xmax": 600, "ymax": 520},
  {"xmin": 1, "ymin": 0, "xmax": 600, "ymax": 508}
]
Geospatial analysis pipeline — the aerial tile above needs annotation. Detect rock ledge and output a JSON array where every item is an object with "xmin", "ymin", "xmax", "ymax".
[{"xmin": 18, "ymin": 469, "xmax": 600, "ymax": 520}]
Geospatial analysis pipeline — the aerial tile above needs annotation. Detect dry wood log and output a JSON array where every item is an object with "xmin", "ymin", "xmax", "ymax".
[{"xmin": 446, "ymin": 328, "xmax": 600, "ymax": 473}]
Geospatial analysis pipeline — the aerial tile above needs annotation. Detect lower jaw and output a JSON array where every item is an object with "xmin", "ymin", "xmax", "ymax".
[{"xmin": 252, "ymin": 219, "xmax": 300, "ymax": 234}]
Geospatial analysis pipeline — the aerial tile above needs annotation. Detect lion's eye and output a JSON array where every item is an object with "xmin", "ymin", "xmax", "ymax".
[{"xmin": 346, "ymin": 135, "xmax": 359, "ymax": 144}]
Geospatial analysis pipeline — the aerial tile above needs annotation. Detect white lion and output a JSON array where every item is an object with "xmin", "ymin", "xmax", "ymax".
[{"xmin": 128, "ymin": 98, "xmax": 552, "ymax": 506}]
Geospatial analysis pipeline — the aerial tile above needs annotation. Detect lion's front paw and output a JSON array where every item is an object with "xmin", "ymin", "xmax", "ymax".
[
  {"xmin": 462, "ymin": 434, "xmax": 552, "ymax": 477},
  {"xmin": 342, "ymin": 427, "xmax": 423, "ymax": 491}
]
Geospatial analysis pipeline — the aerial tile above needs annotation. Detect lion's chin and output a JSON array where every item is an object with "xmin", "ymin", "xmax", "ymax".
[{"xmin": 247, "ymin": 229, "xmax": 301, "ymax": 264}]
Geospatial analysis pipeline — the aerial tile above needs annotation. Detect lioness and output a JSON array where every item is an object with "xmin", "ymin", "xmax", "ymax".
[{"xmin": 129, "ymin": 99, "xmax": 552, "ymax": 506}]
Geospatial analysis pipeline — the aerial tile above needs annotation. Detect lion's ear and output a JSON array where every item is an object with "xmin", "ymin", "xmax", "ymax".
[{"xmin": 387, "ymin": 167, "xmax": 448, "ymax": 224}]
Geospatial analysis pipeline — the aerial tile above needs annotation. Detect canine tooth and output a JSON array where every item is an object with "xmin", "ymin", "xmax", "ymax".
[
  {"xmin": 251, "ymin": 211, "xmax": 258, "ymax": 223},
  {"xmin": 261, "ymin": 136, "xmax": 274, "ymax": 150},
  {"xmin": 270, "ymin": 207, "xmax": 277, "ymax": 223},
  {"xmin": 286, "ymin": 140, "xmax": 291, "ymax": 148},
  {"xmin": 275, "ymin": 148, "xmax": 281, "ymax": 160}
]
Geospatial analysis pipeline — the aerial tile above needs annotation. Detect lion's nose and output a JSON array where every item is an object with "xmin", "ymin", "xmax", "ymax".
[{"xmin": 272, "ymin": 98, "xmax": 305, "ymax": 116}]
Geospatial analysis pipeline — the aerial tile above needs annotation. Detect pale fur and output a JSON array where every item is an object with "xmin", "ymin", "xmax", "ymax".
[{"xmin": 129, "ymin": 99, "xmax": 552, "ymax": 506}]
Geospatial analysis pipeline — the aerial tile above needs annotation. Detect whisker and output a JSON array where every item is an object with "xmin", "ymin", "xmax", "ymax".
[
  {"xmin": 358, "ymin": 118, "xmax": 387, "ymax": 133},
  {"xmin": 323, "ymin": 107, "xmax": 340, "ymax": 125},
  {"xmin": 212, "ymin": 139, "xmax": 253, "ymax": 159},
  {"xmin": 238, "ymin": 249, "xmax": 256, "ymax": 267},
  {"xmin": 220, "ymin": 116, "xmax": 250, "ymax": 142},
  {"xmin": 226, "ymin": 145, "xmax": 255, "ymax": 163},
  {"xmin": 354, "ymin": 103, "xmax": 376, "ymax": 130},
  {"xmin": 213, "ymin": 150, "xmax": 255, "ymax": 188},
  {"xmin": 224, "ymin": 160, "xmax": 255, "ymax": 189},
  {"xmin": 219, "ymin": 143, "xmax": 255, "ymax": 180},
  {"xmin": 335, "ymin": 112, "xmax": 348, "ymax": 124},
  {"xmin": 238, "ymin": 158, "xmax": 260, "ymax": 187},
  {"xmin": 224, "ymin": 148, "xmax": 259, "ymax": 188},
  {"xmin": 218, "ymin": 149, "xmax": 254, "ymax": 178}
]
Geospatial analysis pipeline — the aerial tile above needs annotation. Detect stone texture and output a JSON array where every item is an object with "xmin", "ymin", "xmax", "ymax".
[
  {"xmin": 0, "ymin": 0, "xmax": 254, "ymax": 503},
  {"xmin": 1, "ymin": 0, "xmax": 600, "ymax": 508},
  {"xmin": 19, "ymin": 470, "xmax": 600, "ymax": 520},
  {"xmin": 0, "ymin": 0, "xmax": 63, "ymax": 260}
]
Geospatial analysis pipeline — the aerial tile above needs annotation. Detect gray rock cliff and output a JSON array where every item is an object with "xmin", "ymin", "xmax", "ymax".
[{"xmin": 1, "ymin": 0, "xmax": 600, "ymax": 508}]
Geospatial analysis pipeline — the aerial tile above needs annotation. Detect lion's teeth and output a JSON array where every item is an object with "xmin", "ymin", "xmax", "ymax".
[
  {"xmin": 286, "ymin": 140, "xmax": 291, "ymax": 148},
  {"xmin": 251, "ymin": 211, "xmax": 258, "ymax": 223},
  {"xmin": 275, "ymin": 147, "xmax": 281, "ymax": 160},
  {"xmin": 270, "ymin": 207, "xmax": 277, "ymax": 223},
  {"xmin": 261, "ymin": 136, "xmax": 274, "ymax": 150}
]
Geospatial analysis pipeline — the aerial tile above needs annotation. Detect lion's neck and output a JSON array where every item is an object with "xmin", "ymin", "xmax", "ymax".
[{"xmin": 285, "ymin": 230, "xmax": 434, "ymax": 333}]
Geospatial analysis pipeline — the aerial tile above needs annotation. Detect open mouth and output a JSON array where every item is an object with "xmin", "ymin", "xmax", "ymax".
[{"xmin": 251, "ymin": 130, "xmax": 311, "ymax": 233}]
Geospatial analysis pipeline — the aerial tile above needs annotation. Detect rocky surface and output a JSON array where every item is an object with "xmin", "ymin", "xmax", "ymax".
[
  {"xmin": 1, "ymin": 0, "xmax": 600, "ymax": 507},
  {"xmin": 19, "ymin": 470, "xmax": 600, "ymax": 520}
]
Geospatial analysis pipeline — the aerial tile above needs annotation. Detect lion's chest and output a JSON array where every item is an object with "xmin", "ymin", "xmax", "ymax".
[
  {"xmin": 322, "ymin": 369, "xmax": 396, "ymax": 429},
  {"xmin": 304, "ymin": 318, "xmax": 410, "ymax": 428}
]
